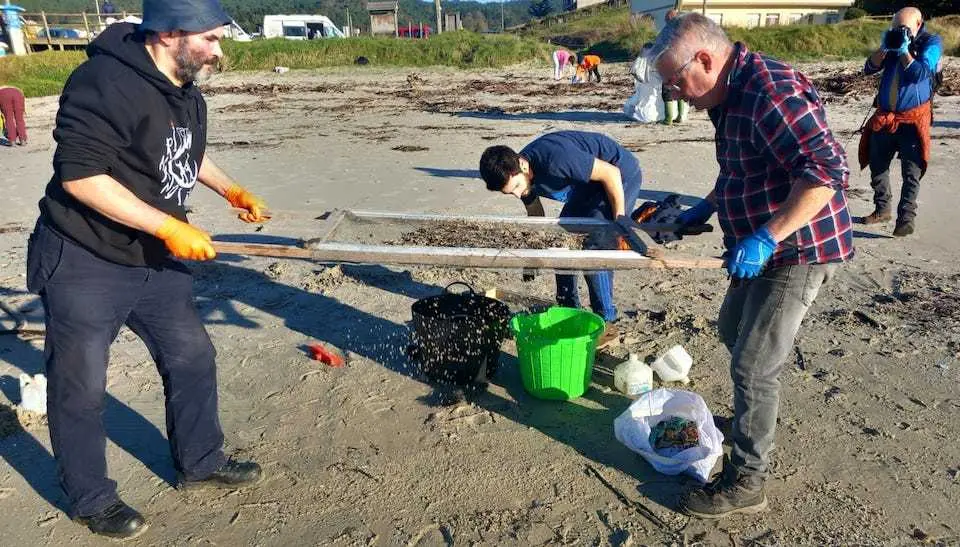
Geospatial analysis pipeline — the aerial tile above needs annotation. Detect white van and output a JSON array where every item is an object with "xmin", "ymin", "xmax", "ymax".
[{"xmin": 262, "ymin": 15, "xmax": 345, "ymax": 40}]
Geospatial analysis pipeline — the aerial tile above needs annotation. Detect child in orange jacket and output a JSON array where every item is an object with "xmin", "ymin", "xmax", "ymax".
[{"xmin": 573, "ymin": 54, "xmax": 602, "ymax": 83}]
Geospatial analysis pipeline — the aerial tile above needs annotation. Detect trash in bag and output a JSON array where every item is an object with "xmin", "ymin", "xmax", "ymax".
[
  {"xmin": 614, "ymin": 388, "xmax": 723, "ymax": 482},
  {"xmin": 649, "ymin": 416, "xmax": 699, "ymax": 454}
]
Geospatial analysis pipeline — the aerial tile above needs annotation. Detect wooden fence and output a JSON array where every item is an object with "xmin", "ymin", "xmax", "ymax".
[{"xmin": 21, "ymin": 11, "xmax": 140, "ymax": 52}]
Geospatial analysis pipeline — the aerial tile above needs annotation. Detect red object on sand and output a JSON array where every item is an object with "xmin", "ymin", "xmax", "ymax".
[{"xmin": 308, "ymin": 343, "xmax": 345, "ymax": 367}]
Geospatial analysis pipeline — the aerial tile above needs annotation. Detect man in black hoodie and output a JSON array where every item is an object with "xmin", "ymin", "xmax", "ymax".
[{"xmin": 27, "ymin": 0, "xmax": 266, "ymax": 539}]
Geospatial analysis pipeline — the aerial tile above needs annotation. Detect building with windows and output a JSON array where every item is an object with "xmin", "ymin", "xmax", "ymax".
[
  {"xmin": 564, "ymin": 0, "xmax": 612, "ymax": 10},
  {"xmin": 630, "ymin": 0, "xmax": 854, "ymax": 29}
]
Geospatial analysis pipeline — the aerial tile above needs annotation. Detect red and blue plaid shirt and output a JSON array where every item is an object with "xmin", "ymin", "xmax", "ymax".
[{"xmin": 709, "ymin": 44, "xmax": 854, "ymax": 268}]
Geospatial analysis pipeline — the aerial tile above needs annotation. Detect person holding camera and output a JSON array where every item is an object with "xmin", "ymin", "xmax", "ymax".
[{"xmin": 858, "ymin": 7, "xmax": 942, "ymax": 237}]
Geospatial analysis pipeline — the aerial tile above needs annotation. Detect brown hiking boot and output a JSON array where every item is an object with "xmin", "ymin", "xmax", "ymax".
[
  {"xmin": 596, "ymin": 323, "xmax": 620, "ymax": 349},
  {"xmin": 893, "ymin": 220, "xmax": 915, "ymax": 237},
  {"xmin": 680, "ymin": 464, "xmax": 768, "ymax": 519},
  {"xmin": 861, "ymin": 209, "xmax": 892, "ymax": 225}
]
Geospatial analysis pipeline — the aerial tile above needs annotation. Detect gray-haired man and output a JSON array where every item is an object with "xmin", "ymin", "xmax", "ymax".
[{"xmin": 650, "ymin": 13, "xmax": 854, "ymax": 518}]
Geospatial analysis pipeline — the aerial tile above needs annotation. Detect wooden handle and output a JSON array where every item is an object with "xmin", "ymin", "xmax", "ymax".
[{"xmin": 211, "ymin": 240, "xmax": 726, "ymax": 270}]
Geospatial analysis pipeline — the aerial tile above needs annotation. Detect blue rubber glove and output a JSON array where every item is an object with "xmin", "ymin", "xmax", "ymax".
[
  {"xmin": 727, "ymin": 226, "xmax": 778, "ymax": 279},
  {"xmin": 677, "ymin": 199, "xmax": 716, "ymax": 226},
  {"xmin": 896, "ymin": 38, "xmax": 911, "ymax": 57}
]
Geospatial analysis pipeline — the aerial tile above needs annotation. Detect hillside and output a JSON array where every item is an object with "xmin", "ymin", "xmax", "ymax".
[
  {"xmin": 9, "ymin": 0, "xmax": 535, "ymax": 35},
  {"xmin": 521, "ymin": 7, "xmax": 960, "ymax": 62}
]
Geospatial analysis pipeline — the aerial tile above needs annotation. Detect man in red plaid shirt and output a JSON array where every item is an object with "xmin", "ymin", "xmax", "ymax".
[{"xmin": 648, "ymin": 13, "xmax": 854, "ymax": 518}]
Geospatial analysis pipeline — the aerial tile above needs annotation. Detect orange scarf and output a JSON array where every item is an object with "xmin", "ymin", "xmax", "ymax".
[{"xmin": 858, "ymin": 101, "xmax": 932, "ymax": 177}]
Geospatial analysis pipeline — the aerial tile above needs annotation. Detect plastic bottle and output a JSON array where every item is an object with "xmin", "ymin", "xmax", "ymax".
[
  {"xmin": 651, "ymin": 345, "xmax": 692, "ymax": 385},
  {"xmin": 19, "ymin": 373, "xmax": 47, "ymax": 415},
  {"xmin": 614, "ymin": 353, "xmax": 653, "ymax": 397}
]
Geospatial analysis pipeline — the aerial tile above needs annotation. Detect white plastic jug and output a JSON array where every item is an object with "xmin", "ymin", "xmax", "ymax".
[
  {"xmin": 651, "ymin": 345, "xmax": 692, "ymax": 385},
  {"xmin": 19, "ymin": 373, "xmax": 47, "ymax": 415},
  {"xmin": 614, "ymin": 353, "xmax": 653, "ymax": 396}
]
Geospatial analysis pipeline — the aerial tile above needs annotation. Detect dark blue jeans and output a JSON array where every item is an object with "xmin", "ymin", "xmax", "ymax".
[
  {"xmin": 556, "ymin": 166, "xmax": 641, "ymax": 321},
  {"xmin": 27, "ymin": 221, "xmax": 226, "ymax": 517}
]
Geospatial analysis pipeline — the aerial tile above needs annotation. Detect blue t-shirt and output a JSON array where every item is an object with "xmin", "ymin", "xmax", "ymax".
[{"xmin": 520, "ymin": 131, "xmax": 641, "ymax": 203}]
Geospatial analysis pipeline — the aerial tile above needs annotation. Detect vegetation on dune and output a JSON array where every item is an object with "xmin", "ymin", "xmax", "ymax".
[
  {"xmin": 525, "ymin": 7, "xmax": 960, "ymax": 62},
  {"xmin": 221, "ymin": 32, "xmax": 551, "ymax": 70},
  {"xmin": 0, "ymin": 51, "xmax": 85, "ymax": 97},
  {"xmin": 0, "ymin": 33, "xmax": 551, "ymax": 97},
  {"xmin": 2, "ymin": 8, "xmax": 958, "ymax": 98}
]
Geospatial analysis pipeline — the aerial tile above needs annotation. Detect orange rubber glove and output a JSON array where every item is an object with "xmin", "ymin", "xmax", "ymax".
[
  {"xmin": 155, "ymin": 217, "xmax": 216, "ymax": 261},
  {"xmin": 224, "ymin": 184, "xmax": 268, "ymax": 223}
]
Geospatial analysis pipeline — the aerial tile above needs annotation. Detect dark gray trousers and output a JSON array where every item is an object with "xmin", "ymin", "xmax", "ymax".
[
  {"xmin": 868, "ymin": 125, "xmax": 924, "ymax": 222},
  {"xmin": 717, "ymin": 264, "xmax": 838, "ymax": 478}
]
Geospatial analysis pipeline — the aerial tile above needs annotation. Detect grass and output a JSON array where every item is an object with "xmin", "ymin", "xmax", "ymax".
[
  {"xmin": 725, "ymin": 20, "xmax": 888, "ymax": 61},
  {"xmin": 931, "ymin": 15, "xmax": 960, "ymax": 56},
  {"xmin": 0, "ymin": 50, "xmax": 85, "ymax": 97},
  {"xmin": 521, "ymin": 8, "xmax": 656, "ymax": 61},
  {"xmin": 524, "ymin": 7, "xmax": 960, "ymax": 63},
  {"xmin": 2, "ymin": 15, "xmax": 958, "ymax": 97},
  {"xmin": 1, "ymin": 32, "xmax": 551, "ymax": 97},
  {"xmin": 222, "ymin": 32, "xmax": 552, "ymax": 70}
]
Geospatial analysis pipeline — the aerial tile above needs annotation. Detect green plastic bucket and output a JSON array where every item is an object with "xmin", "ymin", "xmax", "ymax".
[{"xmin": 510, "ymin": 307, "xmax": 606, "ymax": 400}]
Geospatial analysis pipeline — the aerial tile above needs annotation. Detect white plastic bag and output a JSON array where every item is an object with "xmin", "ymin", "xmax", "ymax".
[
  {"xmin": 624, "ymin": 53, "xmax": 664, "ymax": 123},
  {"xmin": 623, "ymin": 85, "xmax": 663, "ymax": 123},
  {"xmin": 19, "ymin": 373, "xmax": 47, "ymax": 415},
  {"xmin": 614, "ymin": 388, "xmax": 723, "ymax": 482}
]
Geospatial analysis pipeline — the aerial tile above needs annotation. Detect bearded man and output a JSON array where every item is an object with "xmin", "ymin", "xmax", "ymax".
[{"xmin": 26, "ymin": 0, "xmax": 268, "ymax": 539}]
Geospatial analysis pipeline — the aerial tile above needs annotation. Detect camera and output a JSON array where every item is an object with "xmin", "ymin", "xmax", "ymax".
[{"xmin": 884, "ymin": 25, "xmax": 913, "ymax": 51}]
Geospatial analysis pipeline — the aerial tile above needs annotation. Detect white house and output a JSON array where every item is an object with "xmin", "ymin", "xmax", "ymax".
[{"xmin": 631, "ymin": 0, "xmax": 855, "ymax": 29}]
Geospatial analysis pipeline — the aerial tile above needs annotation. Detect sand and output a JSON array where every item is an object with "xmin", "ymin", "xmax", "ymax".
[{"xmin": 0, "ymin": 59, "xmax": 959, "ymax": 546}]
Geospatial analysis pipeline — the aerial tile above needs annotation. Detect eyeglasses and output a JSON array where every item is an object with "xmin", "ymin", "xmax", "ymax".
[{"xmin": 662, "ymin": 55, "xmax": 697, "ymax": 94}]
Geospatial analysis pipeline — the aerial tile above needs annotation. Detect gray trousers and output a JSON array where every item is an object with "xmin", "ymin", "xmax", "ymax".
[
  {"xmin": 868, "ymin": 125, "xmax": 924, "ymax": 222},
  {"xmin": 717, "ymin": 264, "xmax": 838, "ymax": 478}
]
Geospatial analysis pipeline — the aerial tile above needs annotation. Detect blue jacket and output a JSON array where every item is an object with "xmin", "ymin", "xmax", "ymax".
[{"xmin": 864, "ymin": 27, "xmax": 942, "ymax": 113}]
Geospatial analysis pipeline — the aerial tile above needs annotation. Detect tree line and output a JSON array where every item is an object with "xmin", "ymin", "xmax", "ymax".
[
  {"xmin": 856, "ymin": 0, "xmax": 955, "ymax": 18},
  {"xmin": 10, "ymin": 0, "xmax": 535, "ymax": 34},
  {"xmin": 11, "ymin": 0, "xmax": 955, "ymax": 37}
]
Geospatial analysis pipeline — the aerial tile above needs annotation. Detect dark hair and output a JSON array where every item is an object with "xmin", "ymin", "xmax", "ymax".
[{"xmin": 479, "ymin": 145, "xmax": 521, "ymax": 191}]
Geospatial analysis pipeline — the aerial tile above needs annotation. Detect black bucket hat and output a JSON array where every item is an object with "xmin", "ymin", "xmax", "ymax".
[{"xmin": 140, "ymin": 0, "xmax": 232, "ymax": 33}]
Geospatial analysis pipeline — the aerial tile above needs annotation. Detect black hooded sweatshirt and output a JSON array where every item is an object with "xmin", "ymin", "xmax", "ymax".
[{"xmin": 40, "ymin": 22, "xmax": 207, "ymax": 267}]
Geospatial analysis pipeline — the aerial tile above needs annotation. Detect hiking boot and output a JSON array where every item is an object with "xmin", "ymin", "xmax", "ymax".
[
  {"xmin": 178, "ymin": 458, "xmax": 263, "ymax": 490},
  {"xmin": 893, "ymin": 220, "xmax": 915, "ymax": 237},
  {"xmin": 680, "ymin": 464, "xmax": 768, "ymax": 519},
  {"xmin": 861, "ymin": 209, "xmax": 892, "ymax": 225},
  {"xmin": 75, "ymin": 500, "xmax": 147, "ymax": 540},
  {"xmin": 597, "ymin": 323, "xmax": 620, "ymax": 349}
]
